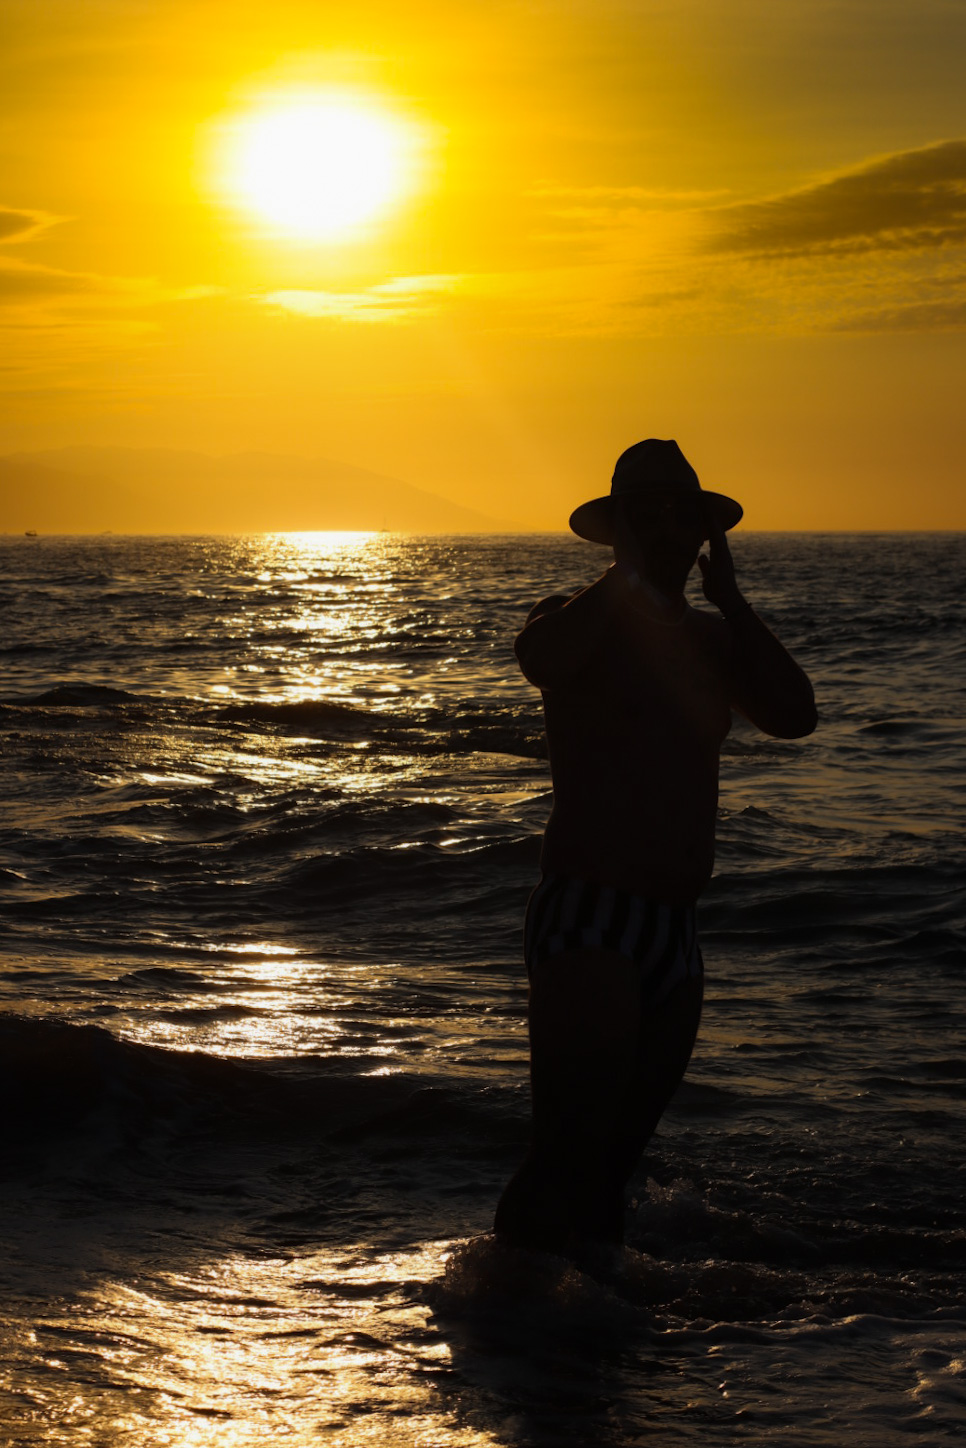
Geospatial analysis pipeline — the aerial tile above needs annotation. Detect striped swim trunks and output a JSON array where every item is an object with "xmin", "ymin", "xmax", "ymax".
[{"xmin": 524, "ymin": 873, "xmax": 703, "ymax": 1008}]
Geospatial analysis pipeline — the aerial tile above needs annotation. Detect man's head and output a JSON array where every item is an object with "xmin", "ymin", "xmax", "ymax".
[
  {"xmin": 613, "ymin": 488, "xmax": 707, "ymax": 595},
  {"xmin": 569, "ymin": 440, "xmax": 742, "ymax": 587}
]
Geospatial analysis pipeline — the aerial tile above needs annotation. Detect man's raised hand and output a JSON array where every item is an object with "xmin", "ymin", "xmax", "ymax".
[{"xmin": 697, "ymin": 512, "xmax": 744, "ymax": 616}]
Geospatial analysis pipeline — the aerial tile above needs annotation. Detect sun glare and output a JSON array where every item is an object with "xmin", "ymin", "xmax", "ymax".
[{"xmin": 221, "ymin": 94, "xmax": 413, "ymax": 241}]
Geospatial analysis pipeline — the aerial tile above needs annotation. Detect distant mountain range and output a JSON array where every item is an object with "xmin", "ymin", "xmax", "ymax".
[{"xmin": 0, "ymin": 447, "xmax": 517, "ymax": 534}]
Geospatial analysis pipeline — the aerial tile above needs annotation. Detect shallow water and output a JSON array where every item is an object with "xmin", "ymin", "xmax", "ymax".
[{"xmin": 1, "ymin": 531, "xmax": 964, "ymax": 1445}]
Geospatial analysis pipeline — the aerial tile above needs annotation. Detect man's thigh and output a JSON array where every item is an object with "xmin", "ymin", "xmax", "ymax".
[{"xmin": 528, "ymin": 946, "xmax": 640, "ymax": 1062}]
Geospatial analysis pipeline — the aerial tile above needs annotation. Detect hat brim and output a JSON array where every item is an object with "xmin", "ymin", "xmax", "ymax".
[{"xmin": 569, "ymin": 490, "xmax": 743, "ymax": 545}]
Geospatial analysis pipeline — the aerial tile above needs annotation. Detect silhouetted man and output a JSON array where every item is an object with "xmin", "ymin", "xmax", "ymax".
[{"xmin": 495, "ymin": 439, "xmax": 816, "ymax": 1254}]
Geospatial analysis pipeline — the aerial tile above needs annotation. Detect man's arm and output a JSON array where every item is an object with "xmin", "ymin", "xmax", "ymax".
[
  {"xmin": 514, "ymin": 571, "xmax": 615, "ymax": 689},
  {"xmin": 699, "ymin": 519, "xmax": 817, "ymax": 740}
]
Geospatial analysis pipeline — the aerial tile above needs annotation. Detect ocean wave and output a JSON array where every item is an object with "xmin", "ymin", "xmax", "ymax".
[
  {"xmin": 218, "ymin": 697, "xmax": 546, "ymax": 758},
  {"xmin": 16, "ymin": 682, "xmax": 140, "ymax": 707},
  {"xmin": 0, "ymin": 1015, "xmax": 499, "ymax": 1170},
  {"xmin": 115, "ymin": 964, "xmax": 256, "ymax": 992},
  {"xmin": 703, "ymin": 859, "xmax": 965, "ymax": 933},
  {"xmin": 0, "ymin": 1014, "xmax": 279, "ymax": 1157},
  {"xmin": 280, "ymin": 835, "xmax": 541, "ymax": 905},
  {"xmin": 431, "ymin": 1219, "xmax": 963, "ymax": 1339},
  {"xmin": 0, "ymin": 641, "xmax": 59, "ymax": 656},
  {"xmin": 218, "ymin": 697, "xmax": 384, "ymax": 733},
  {"xmin": 3, "ymin": 682, "xmax": 547, "ymax": 758}
]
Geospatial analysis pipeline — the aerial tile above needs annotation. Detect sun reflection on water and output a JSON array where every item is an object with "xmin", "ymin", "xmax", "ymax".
[
  {"xmin": 96, "ymin": 938, "xmax": 528, "ymax": 1086},
  {"xmin": 9, "ymin": 1244, "xmax": 496, "ymax": 1447},
  {"xmin": 233, "ymin": 532, "xmax": 415, "ymax": 712}
]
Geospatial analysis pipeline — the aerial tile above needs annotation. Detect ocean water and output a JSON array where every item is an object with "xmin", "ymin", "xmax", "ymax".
[{"xmin": 0, "ymin": 530, "xmax": 964, "ymax": 1447}]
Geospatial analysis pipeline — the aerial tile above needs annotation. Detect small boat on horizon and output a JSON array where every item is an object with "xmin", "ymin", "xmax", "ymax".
[{"xmin": 25, "ymin": 530, "xmax": 38, "ymax": 537}]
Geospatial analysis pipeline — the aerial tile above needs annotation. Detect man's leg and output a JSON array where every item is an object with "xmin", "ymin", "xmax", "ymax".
[
  {"xmin": 495, "ymin": 955, "xmax": 703, "ymax": 1250},
  {"xmin": 494, "ymin": 947, "xmax": 640, "ymax": 1252},
  {"xmin": 593, "ymin": 971, "xmax": 704, "ymax": 1237}
]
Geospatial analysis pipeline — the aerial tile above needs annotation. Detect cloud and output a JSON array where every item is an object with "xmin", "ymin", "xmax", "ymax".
[
  {"xmin": 531, "ymin": 184, "xmax": 729, "ymax": 205},
  {"xmin": 0, "ymin": 206, "xmax": 60, "ymax": 244},
  {"xmin": 260, "ymin": 274, "xmax": 462, "ymax": 322},
  {"xmin": 711, "ymin": 139, "xmax": 966, "ymax": 256},
  {"xmin": 833, "ymin": 294, "xmax": 966, "ymax": 332},
  {"xmin": 168, "ymin": 284, "xmax": 228, "ymax": 303},
  {"xmin": 0, "ymin": 259, "xmax": 107, "ymax": 299},
  {"xmin": 0, "ymin": 260, "xmax": 227, "ymax": 310}
]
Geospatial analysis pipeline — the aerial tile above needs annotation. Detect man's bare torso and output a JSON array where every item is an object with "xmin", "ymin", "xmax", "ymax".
[{"xmin": 538, "ymin": 598, "xmax": 732, "ymax": 902}]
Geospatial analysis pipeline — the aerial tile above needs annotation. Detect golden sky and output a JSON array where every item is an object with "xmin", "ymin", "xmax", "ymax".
[{"xmin": 2, "ymin": 0, "xmax": 965, "ymax": 528}]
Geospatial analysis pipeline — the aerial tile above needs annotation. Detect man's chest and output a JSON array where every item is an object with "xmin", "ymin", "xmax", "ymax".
[{"xmin": 564, "ymin": 632, "xmax": 732, "ymax": 743}]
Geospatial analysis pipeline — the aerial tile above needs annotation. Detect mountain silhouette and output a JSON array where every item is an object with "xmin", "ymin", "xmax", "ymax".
[{"xmin": 0, "ymin": 447, "xmax": 516, "ymax": 534}]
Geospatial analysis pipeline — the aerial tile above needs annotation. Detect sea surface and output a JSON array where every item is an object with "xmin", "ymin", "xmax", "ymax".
[{"xmin": 0, "ymin": 530, "xmax": 964, "ymax": 1446}]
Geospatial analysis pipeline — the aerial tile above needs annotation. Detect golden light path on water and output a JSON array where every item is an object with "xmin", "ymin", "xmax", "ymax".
[
  {"xmin": 5, "ymin": 533, "xmax": 965, "ymax": 1443},
  {"xmin": 0, "ymin": 529, "xmax": 548, "ymax": 1445},
  {"xmin": 80, "ymin": 530, "xmax": 532, "ymax": 1076},
  {"xmin": 0, "ymin": 533, "xmax": 531, "ymax": 1439},
  {"xmin": 205, "ymin": 532, "xmax": 443, "ymax": 710},
  {"xmin": 15, "ymin": 1243, "xmax": 497, "ymax": 1446},
  {"xmin": 113, "ymin": 946, "xmax": 528, "ymax": 1078}
]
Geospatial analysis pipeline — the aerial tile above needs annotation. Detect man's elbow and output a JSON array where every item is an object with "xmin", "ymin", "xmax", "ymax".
[
  {"xmin": 799, "ymin": 699, "xmax": 819, "ymax": 737},
  {"xmin": 514, "ymin": 629, "xmax": 549, "ymax": 689},
  {"xmin": 515, "ymin": 626, "xmax": 573, "ymax": 691},
  {"xmin": 738, "ymin": 685, "xmax": 818, "ymax": 739},
  {"xmin": 767, "ymin": 697, "xmax": 818, "ymax": 739}
]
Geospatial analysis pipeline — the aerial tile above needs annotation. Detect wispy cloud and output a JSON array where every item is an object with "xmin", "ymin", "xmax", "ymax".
[
  {"xmin": 832, "ymin": 293, "xmax": 966, "ymax": 332},
  {"xmin": 710, "ymin": 139, "xmax": 966, "ymax": 256},
  {"xmin": 0, "ymin": 257, "xmax": 225, "ymax": 310},
  {"xmin": 0, "ymin": 258, "xmax": 173, "ymax": 310},
  {"xmin": 0, "ymin": 259, "xmax": 113, "ymax": 299},
  {"xmin": 260, "ymin": 274, "xmax": 462, "ymax": 322},
  {"xmin": 0, "ymin": 206, "xmax": 61, "ymax": 244},
  {"xmin": 531, "ymin": 184, "xmax": 730, "ymax": 205},
  {"xmin": 260, "ymin": 179, "xmax": 966, "ymax": 337}
]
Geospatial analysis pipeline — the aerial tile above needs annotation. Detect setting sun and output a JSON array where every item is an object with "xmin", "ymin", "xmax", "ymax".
[{"xmin": 222, "ymin": 94, "xmax": 413, "ymax": 240}]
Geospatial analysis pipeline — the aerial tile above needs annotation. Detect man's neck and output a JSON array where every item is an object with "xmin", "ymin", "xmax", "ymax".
[
  {"xmin": 637, "ymin": 574, "xmax": 687, "ymax": 622},
  {"xmin": 616, "ymin": 564, "xmax": 688, "ymax": 623}
]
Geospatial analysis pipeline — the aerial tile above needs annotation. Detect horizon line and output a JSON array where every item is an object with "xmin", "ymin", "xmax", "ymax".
[{"xmin": 4, "ymin": 527, "xmax": 966, "ymax": 539}]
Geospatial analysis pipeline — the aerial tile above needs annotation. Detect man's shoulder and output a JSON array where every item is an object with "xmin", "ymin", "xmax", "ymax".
[{"xmin": 524, "ymin": 593, "xmax": 576, "ymax": 626}]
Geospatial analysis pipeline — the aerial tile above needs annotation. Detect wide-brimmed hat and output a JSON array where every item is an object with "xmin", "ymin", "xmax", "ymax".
[{"xmin": 569, "ymin": 439, "xmax": 743, "ymax": 545}]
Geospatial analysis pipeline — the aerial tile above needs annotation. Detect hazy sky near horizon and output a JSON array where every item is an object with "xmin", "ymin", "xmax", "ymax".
[{"xmin": 2, "ymin": 0, "xmax": 965, "ymax": 528}]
